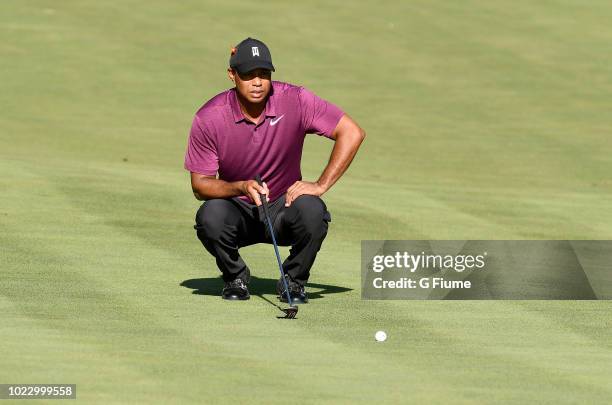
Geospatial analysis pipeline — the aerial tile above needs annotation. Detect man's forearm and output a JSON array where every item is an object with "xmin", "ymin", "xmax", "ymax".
[
  {"xmin": 283, "ymin": 114, "xmax": 366, "ymax": 206},
  {"xmin": 317, "ymin": 128, "xmax": 366, "ymax": 192},
  {"xmin": 192, "ymin": 178, "xmax": 245, "ymax": 201}
]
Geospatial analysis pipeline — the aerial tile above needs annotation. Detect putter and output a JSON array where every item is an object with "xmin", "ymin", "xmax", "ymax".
[{"xmin": 255, "ymin": 175, "xmax": 298, "ymax": 319}]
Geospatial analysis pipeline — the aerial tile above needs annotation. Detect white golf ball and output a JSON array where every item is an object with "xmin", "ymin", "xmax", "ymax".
[{"xmin": 375, "ymin": 330, "xmax": 387, "ymax": 342}]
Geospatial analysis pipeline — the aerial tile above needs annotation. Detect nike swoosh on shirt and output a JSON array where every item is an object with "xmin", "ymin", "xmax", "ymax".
[{"xmin": 270, "ymin": 115, "xmax": 284, "ymax": 126}]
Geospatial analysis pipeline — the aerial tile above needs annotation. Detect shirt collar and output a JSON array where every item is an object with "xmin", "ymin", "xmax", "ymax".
[{"xmin": 229, "ymin": 86, "xmax": 277, "ymax": 124}]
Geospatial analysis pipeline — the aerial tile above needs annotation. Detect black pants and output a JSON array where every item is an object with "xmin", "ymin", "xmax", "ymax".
[{"xmin": 194, "ymin": 194, "xmax": 331, "ymax": 287}]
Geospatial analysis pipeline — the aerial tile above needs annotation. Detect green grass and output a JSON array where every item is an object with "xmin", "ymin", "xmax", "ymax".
[{"xmin": 1, "ymin": 1, "xmax": 612, "ymax": 403}]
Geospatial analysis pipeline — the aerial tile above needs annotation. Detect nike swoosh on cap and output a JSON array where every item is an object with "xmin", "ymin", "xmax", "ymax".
[{"xmin": 270, "ymin": 115, "xmax": 284, "ymax": 126}]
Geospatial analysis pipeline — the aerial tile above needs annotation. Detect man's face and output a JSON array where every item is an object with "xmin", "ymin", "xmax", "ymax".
[{"xmin": 228, "ymin": 68, "xmax": 272, "ymax": 104}]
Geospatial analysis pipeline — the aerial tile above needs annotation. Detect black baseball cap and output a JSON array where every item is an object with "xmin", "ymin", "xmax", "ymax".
[{"xmin": 229, "ymin": 37, "xmax": 275, "ymax": 74}]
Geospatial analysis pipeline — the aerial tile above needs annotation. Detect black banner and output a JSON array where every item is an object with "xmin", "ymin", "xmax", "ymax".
[{"xmin": 361, "ymin": 241, "xmax": 612, "ymax": 300}]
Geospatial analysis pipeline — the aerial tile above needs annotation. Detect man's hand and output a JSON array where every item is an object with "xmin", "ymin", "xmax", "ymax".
[
  {"xmin": 241, "ymin": 180, "xmax": 269, "ymax": 206},
  {"xmin": 285, "ymin": 181, "xmax": 326, "ymax": 207}
]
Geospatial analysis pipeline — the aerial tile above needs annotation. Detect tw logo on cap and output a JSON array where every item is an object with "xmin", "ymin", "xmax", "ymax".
[{"xmin": 251, "ymin": 47, "xmax": 259, "ymax": 57}]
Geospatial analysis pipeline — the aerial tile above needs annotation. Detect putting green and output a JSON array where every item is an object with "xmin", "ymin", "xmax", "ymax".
[{"xmin": 1, "ymin": 1, "xmax": 611, "ymax": 403}]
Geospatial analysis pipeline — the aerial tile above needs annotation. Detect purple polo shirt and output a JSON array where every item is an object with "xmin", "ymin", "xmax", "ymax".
[{"xmin": 185, "ymin": 81, "xmax": 344, "ymax": 202}]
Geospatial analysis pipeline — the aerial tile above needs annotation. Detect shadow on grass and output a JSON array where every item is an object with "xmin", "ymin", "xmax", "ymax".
[{"xmin": 180, "ymin": 275, "xmax": 352, "ymax": 301}]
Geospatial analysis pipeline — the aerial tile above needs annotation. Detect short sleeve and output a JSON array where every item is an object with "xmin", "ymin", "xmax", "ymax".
[
  {"xmin": 184, "ymin": 115, "xmax": 219, "ymax": 176},
  {"xmin": 298, "ymin": 87, "xmax": 344, "ymax": 139}
]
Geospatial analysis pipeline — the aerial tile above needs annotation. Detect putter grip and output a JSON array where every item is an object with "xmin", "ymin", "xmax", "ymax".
[{"xmin": 254, "ymin": 175, "xmax": 270, "ymax": 217}]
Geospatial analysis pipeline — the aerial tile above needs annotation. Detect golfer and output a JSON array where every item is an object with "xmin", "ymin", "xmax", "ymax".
[{"xmin": 185, "ymin": 38, "xmax": 365, "ymax": 303}]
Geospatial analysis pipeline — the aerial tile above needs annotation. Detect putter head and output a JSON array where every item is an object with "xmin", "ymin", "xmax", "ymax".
[{"xmin": 280, "ymin": 306, "xmax": 298, "ymax": 319}]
